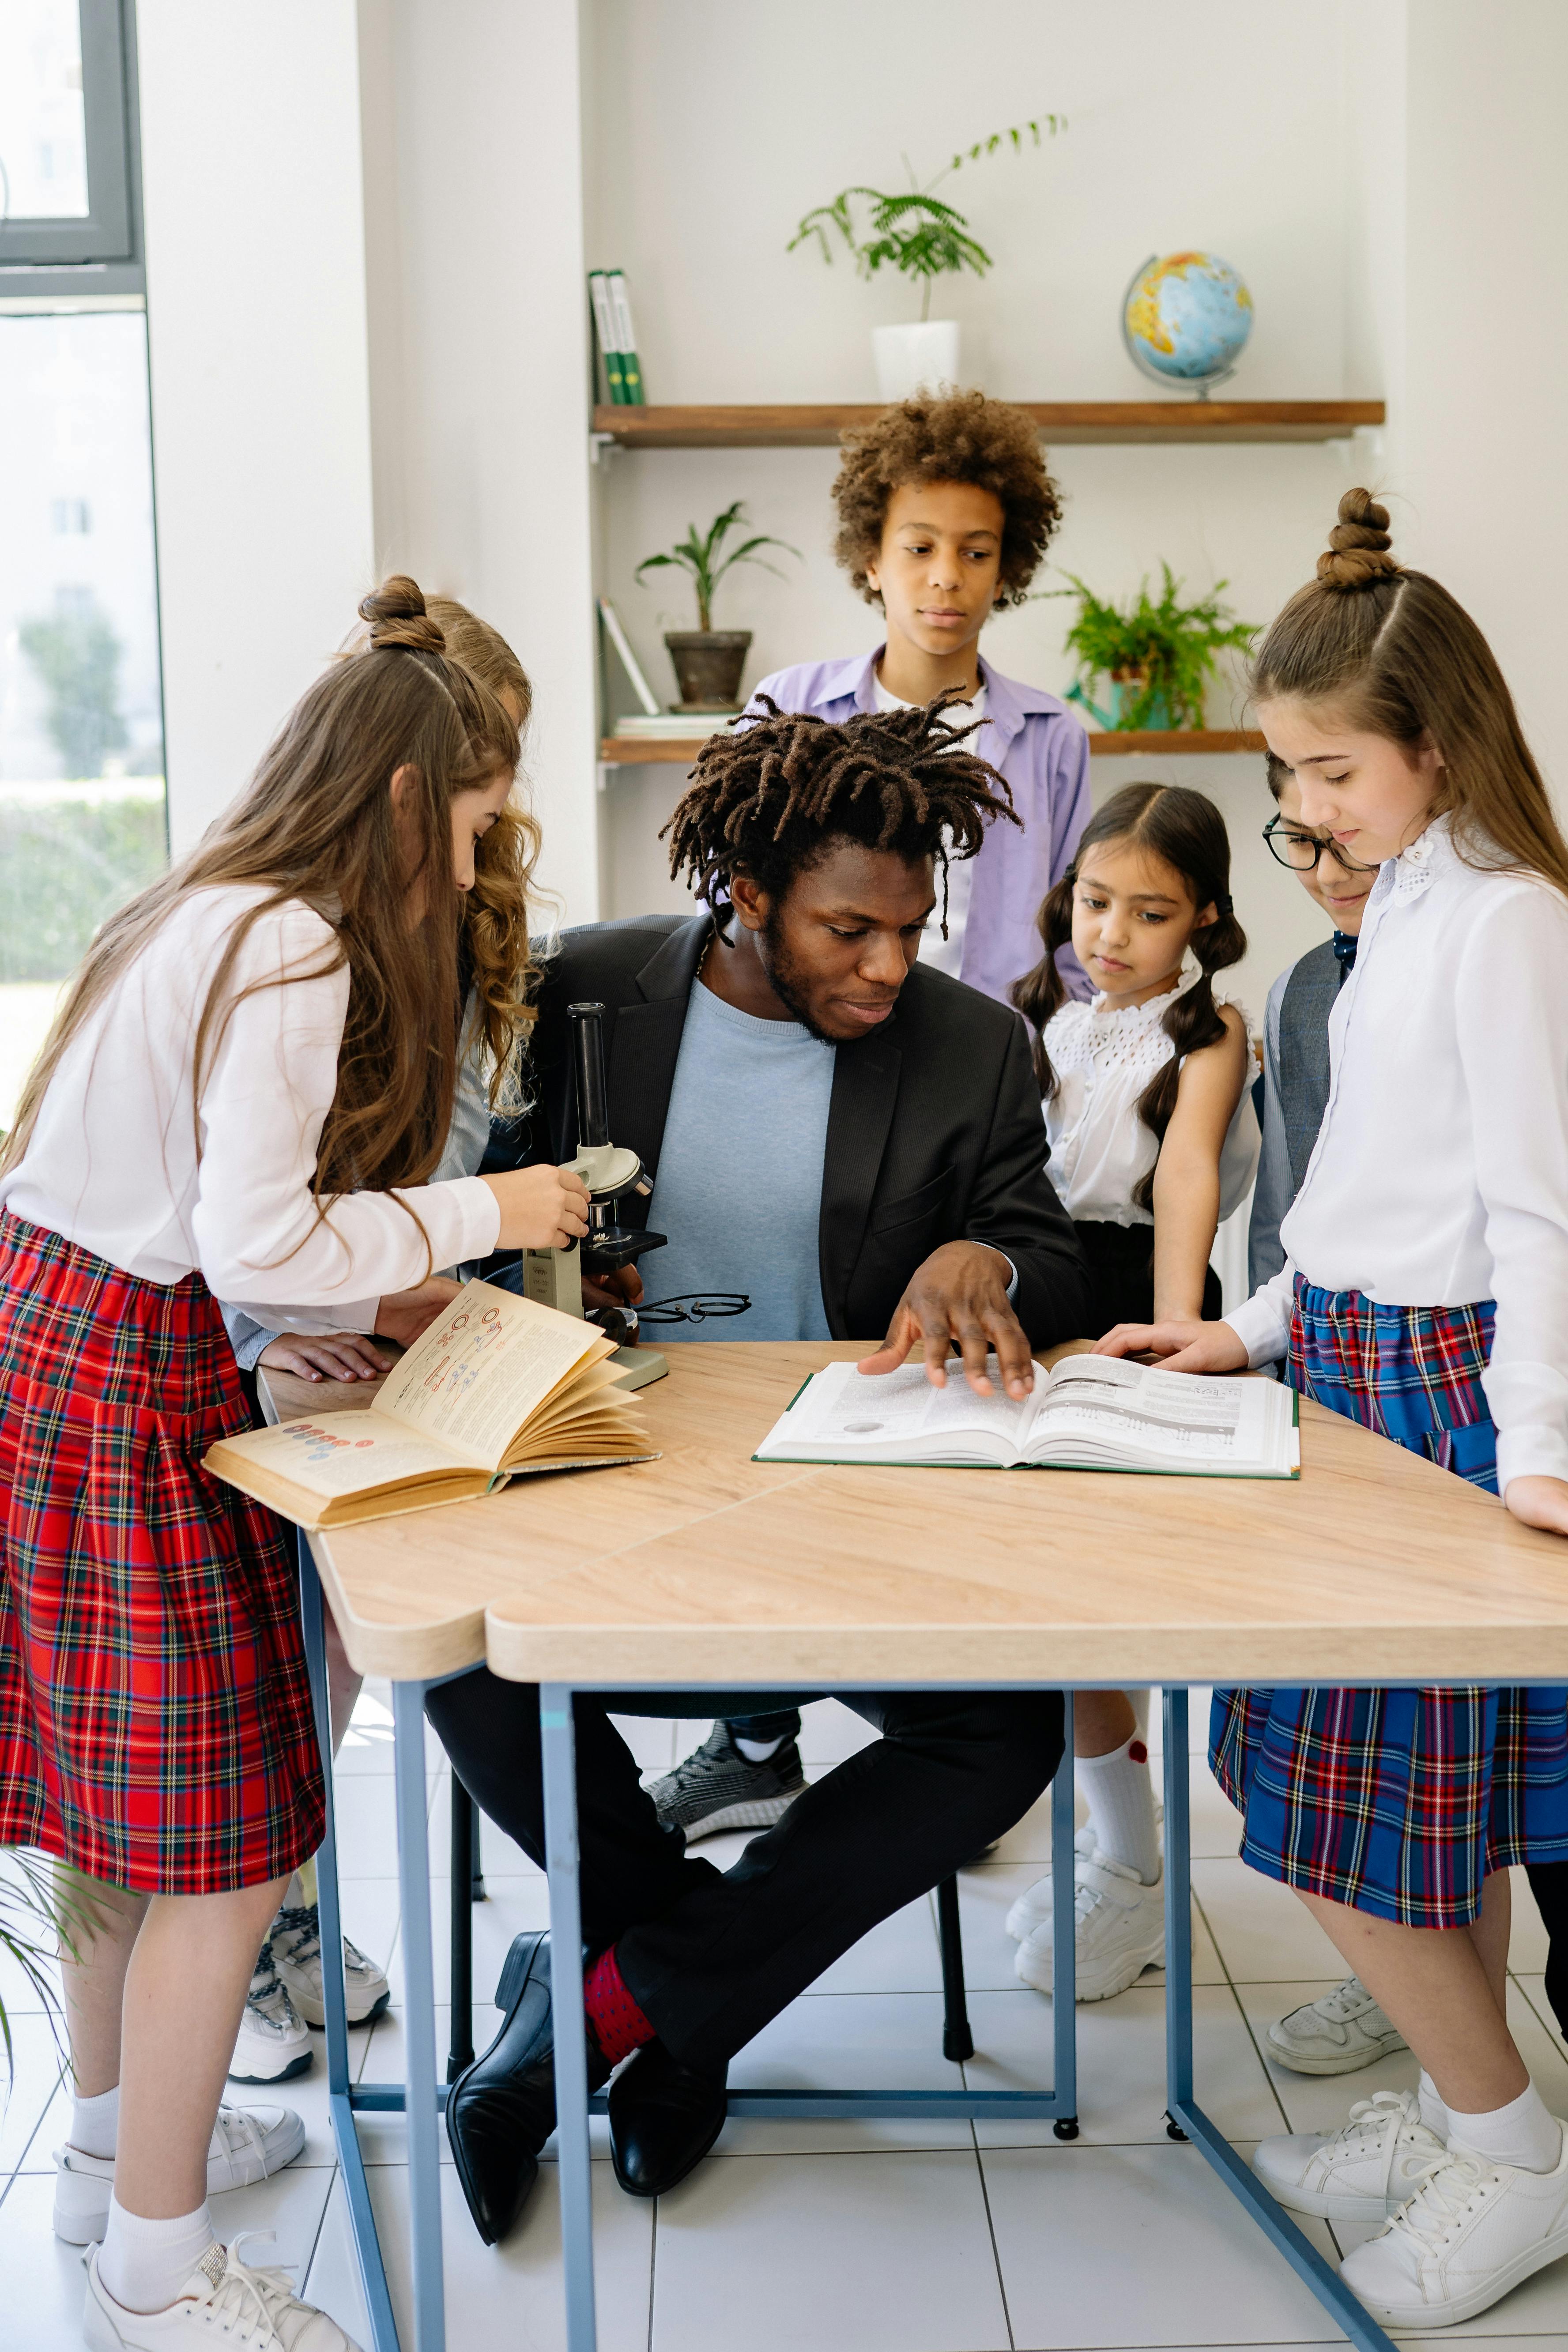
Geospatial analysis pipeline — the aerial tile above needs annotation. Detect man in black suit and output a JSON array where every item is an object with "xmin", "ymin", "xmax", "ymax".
[{"xmin": 429, "ymin": 697, "xmax": 1088, "ymax": 2243}]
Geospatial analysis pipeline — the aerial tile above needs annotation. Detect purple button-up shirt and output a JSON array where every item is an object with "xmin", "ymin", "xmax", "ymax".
[{"xmin": 748, "ymin": 648, "xmax": 1092, "ymax": 1008}]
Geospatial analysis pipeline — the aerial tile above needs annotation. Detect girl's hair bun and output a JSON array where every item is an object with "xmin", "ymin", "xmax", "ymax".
[
  {"xmin": 358, "ymin": 574, "xmax": 446, "ymax": 654},
  {"xmin": 1315, "ymin": 489, "xmax": 1401, "ymax": 593}
]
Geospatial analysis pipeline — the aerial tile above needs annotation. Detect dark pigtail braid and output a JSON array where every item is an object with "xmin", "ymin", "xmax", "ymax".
[
  {"xmin": 661, "ymin": 693, "xmax": 1019, "ymax": 931},
  {"xmin": 1010, "ymin": 781, "xmax": 1248, "ymax": 1205}
]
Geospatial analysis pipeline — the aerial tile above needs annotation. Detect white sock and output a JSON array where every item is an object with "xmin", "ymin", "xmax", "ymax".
[
  {"xmin": 1417, "ymin": 2069, "xmax": 1450, "ymax": 2141},
  {"xmin": 72, "ymin": 2083, "xmax": 119, "ymax": 2161},
  {"xmin": 98, "ymin": 2194, "xmax": 217, "ymax": 2314},
  {"xmin": 1445, "ymin": 2081, "xmax": 1564, "ymax": 2174},
  {"xmin": 1077, "ymin": 1732, "xmax": 1161, "ymax": 1884},
  {"xmin": 733, "ymin": 1733, "xmax": 784, "ymax": 1763}
]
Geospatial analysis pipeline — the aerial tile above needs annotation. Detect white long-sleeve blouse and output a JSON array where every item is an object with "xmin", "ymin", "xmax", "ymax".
[
  {"xmin": 1043, "ymin": 957, "xmax": 1259, "ymax": 1226},
  {"xmin": 1225, "ymin": 815, "xmax": 1568, "ymax": 1492},
  {"xmin": 0, "ymin": 886, "xmax": 501, "ymax": 1313}
]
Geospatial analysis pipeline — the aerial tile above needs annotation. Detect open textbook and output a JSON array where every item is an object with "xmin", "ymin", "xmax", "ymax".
[
  {"xmin": 755, "ymin": 1351, "xmax": 1299, "ymax": 1478},
  {"xmin": 206, "ymin": 1281, "xmax": 658, "ymax": 1527}
]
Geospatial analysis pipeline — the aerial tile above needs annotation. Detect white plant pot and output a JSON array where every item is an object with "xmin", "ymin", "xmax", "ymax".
[{"xmin": 872, "ymin": 319, "xmax": 961, "ymax": 402}]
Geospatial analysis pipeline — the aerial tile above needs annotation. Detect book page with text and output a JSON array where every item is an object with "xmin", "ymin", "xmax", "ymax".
[
  {"xmin": 375, "ymin": 1280, "xmax": 609, "ymax": 1470},
  {"xmin": 1029, "ymin": 1356, "xmax": 1274, "ymax": 1465},
  {"xmin": 212, "ymin": 1412, "xmax": 478, "ymax": 1500},
  {"xmin": 776, "ymin": 1357, "xmax": 1037, "ymax": 1459}
]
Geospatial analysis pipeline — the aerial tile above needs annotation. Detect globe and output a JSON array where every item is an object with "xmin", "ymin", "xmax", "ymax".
[{"xmin": 1122, "ymin": 252, "xmax": 1253, "ymax": 394}]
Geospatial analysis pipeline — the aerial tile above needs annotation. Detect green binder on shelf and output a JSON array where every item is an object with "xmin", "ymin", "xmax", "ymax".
[
  {"xmin": 606, "ymin": 269, "xmax": 645, "ymax": 404},
  {"xmin": 588, "ymin": 271, "xmax": 626, "ymax": 403}
]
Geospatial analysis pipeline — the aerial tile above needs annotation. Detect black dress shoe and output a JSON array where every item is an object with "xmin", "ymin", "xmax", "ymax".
[
  {"xmin": 607, "ymin": 2037, "xmax": 728, "ymax": 2197},
  {"xmin": 445, "ymin": 1932, "xmax": 609, "ymax": 2244}
]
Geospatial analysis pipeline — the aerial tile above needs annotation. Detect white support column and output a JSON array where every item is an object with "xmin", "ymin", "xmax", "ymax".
[
  {"xmin": 358, "ymin": 0, "xmax": 601, "ymax": 926},
  {"xmin": 136, "ymin": 0, "xmax": 376, "ymax": 853}
]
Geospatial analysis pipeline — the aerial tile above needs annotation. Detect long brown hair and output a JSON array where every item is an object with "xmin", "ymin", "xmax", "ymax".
[
  {"xmin": 1012, "ymin": 782, "xmax": 1247, "ymax": 1210},
  {"xmin": 420, "ymin": 597, "xmax": 543, "ymax": 1098},
  {"xmin": 2, "ymin": 578, "xmax": 519, "ymax": 1226},
  {"xmin": 1253, "ymin": 489, "xmax": 1568, "ymax": 896}
]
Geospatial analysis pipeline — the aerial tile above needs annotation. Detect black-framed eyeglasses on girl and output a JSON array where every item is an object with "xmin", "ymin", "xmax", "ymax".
[{"xmin": 1261, "ymin": 816, "xmax": 1381, "ymax": 875}]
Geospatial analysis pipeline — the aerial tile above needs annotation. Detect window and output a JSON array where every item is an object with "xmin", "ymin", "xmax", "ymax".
[
  {"xmin": 0, "ymin": 0, "xmax": 136, "ymax": 272},
  {"xmin": 0, "ymin": 4, "xmax": 159, "ymax": 1129}
]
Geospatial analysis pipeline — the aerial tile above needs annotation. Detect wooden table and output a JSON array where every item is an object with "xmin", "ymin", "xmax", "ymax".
[{"xmin": 268, "ymin": 1341, "xmax": 1568, "ymax": 2352}]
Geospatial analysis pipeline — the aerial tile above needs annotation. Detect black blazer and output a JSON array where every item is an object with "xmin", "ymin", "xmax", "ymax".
[{"xmin": 484, "ymin": 913, "xmax": 1089, "ymax": 1348}]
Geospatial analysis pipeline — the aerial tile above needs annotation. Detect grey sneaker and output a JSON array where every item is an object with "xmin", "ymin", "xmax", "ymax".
[
  {"xmin": 269, "ymin": 1901, "xmax": 390, "ymax": 2028},
  {"xmin": 1267, "ymin": 1974, "xmax": 1409, "ymax": 2075},
  {"xmin": 229, "ymin": 1941, "xmax": 312, "ymax": 2084},
  {"xmin": 646, "ymin": 1724, "xmax": 807, "ymax": 1839}
]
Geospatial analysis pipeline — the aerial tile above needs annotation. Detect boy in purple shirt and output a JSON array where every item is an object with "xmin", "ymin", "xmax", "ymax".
[{"xmin": 749, "ymin": 390, "xmax": 1091, "ymax": 1011}]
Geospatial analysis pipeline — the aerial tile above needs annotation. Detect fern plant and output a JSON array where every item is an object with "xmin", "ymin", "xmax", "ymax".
[
  {"xmin": 789, "ymin": 121, "xmax": 1064, "ymax": 322},
  {"xmin": 1051, "ymin": 566, "xmax": 1257, "ymax": 731},
  {"xmin": 635, "ymin": 501, "xmax": 800, "ymax": 633}
]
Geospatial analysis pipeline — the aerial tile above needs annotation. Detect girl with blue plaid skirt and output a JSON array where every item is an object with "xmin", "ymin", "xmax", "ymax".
[
  {"xmin": 1097, "ymin": 491, "xmax": 1568, "ymax": 2332},
  {"xmin": 0, "ymin": 579, "xmax": 588, "ymax": 2351}
]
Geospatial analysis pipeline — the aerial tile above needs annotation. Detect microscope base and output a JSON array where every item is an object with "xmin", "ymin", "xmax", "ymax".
[{"xmin": 611, "ymin": 1345, "xmax": 669, "ymax": 1392}]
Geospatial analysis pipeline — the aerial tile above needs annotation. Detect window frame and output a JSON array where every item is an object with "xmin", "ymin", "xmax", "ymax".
[{"xmin": 0, "ymin": 0, "xmax": 143, "ymax": 295}]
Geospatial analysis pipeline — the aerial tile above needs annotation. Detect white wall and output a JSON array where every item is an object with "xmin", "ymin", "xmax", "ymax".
[
  {"xmin": 1398, "ymin": 0, "xmax": 1568, "ymax": 804},
  {"xmin": 584, "ymin": 0, "xmax": 1383, "ymax": 1009},
  {"xmin": 357, "ymin": 0, "xmax": 602, "ymax": 928},
  {"xmin": 137, "ymin": 0, "xmax": 375, "ymax": 852}
]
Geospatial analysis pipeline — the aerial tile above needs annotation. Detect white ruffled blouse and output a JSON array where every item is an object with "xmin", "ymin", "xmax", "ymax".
[{"xmin": 1042, "ymin": 954, "xmax": 1259, "ymax": 1227}]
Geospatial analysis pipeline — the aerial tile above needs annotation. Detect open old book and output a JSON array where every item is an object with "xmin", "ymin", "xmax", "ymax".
[
  {"xmin": 755, "ymin": 1351, "xmax": 1299, "ymax": 1478},
  {"xmin": 206, "ymin": 1281, "xmax": 658, "ymax": 1527}
]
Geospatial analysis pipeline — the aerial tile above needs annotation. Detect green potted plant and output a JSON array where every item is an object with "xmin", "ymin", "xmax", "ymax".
[
  {"xmin": 635, "ymin": 501, "xmax": 801, "ymax": 709},
  {"xmin": 2, "ymin": 1849, "xmax": 88, "ymax": 2086},
  {"xmin": 1051, "ymin": 565, "xmax": 1256, "ymax": 732},
  {"xmin": 788, "ymin": 119, "xmax": 1063, "ymax": 399}
]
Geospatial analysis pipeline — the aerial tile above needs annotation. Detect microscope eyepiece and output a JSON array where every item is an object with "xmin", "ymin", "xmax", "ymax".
[{"xmin": 566, "ymin": 1001, "xmax": 611, "ymax": 1149}]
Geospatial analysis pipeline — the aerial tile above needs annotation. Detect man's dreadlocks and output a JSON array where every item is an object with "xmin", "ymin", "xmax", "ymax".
[{"xmin": 661, "ymin": 694, "xmax": 1020, "ymax": 932}]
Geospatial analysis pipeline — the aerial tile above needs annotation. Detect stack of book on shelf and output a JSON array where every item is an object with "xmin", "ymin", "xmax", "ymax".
[
  {"xmin": 588, "ymin": 269, "xmax": 645, "ymax": 404},
  {"xmin": 613, "ymin": 711, "xmax": 740, "ymax": 741}
]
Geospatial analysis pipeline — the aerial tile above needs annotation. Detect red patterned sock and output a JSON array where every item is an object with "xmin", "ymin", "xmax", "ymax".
[{"xmin": 583, "ymin": 1943, "xmax": 656, "ymax": 2066}]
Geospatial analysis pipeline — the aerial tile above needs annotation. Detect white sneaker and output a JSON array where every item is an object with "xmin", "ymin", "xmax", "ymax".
[
  {"xmin": 1005, "ymin": 1827, "xmax": 1096, "ymax": 1941},
  {"xmin": 1015, "ymin": 1847, "xmax": 1166, "ymax": 2001},
  {"xmin": 1267, "ymin": 1974, "xmax": 1408, "ymax": 2075},
  {"xmin": 1340, "ymin": 2125, "xmax": 1568, "ymax": 2327},
  {"xmin": 230, "ymin": 1943, "xmax": 312, "ymax": 2084},
  {"xmin": 55, "ymin": 2104, "xmax": 307, "ymax": 2244},
  {"xmin": 85, "ymin": 2235, "xmax": 364, "ymax": 2349},
  {"xmin": 268, "ymin": 1903, "xmax": 390, "ymax": 2029},
  {"xmin": 1253, "ymin": 2089, "xmax": 1448, "ymax": 2222}
]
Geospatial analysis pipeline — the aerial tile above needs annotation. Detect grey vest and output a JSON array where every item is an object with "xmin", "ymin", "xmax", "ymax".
[{"xmin": 1278, "ymin": 937, "xmax": 1348, "ymax": 1194}]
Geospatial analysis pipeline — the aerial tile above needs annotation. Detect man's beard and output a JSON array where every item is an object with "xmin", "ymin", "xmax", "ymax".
[{"xmin": 758, "ymin": 906, "xmax": 841, "ymax": 1044}]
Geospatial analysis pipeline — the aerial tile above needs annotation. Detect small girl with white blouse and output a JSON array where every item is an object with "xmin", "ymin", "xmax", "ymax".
[{"xmin": 1003, "ymin": 781, "xmax": 1259, "ymax": 2005}]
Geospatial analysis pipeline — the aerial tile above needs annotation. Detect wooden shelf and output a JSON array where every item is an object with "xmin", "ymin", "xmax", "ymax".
[
  {"xmin": 592, "ymin": 401, "xmax": 1383, "ymax": 450},
  {"xmin": 601, "ymin": 728, "xmax": 1265, "ymax": 766}
]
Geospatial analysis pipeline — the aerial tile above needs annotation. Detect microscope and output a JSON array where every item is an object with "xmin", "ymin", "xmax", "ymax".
[{"xmin": 518, "ymin": 1001, "xmax": 669, "ymax": 1391}]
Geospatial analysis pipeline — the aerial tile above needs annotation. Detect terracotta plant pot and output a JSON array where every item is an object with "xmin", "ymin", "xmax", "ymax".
[{"xmin": 665, "ymin": 630, "xmax": 750, "ymax": 710}]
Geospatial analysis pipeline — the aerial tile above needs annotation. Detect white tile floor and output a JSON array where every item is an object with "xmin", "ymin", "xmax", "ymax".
[{"xmin": 6, "ymin": 1689, "xmax": 1568, "ymax": 2350}]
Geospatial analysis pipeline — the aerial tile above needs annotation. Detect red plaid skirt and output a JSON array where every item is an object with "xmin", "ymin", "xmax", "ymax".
[{"xmin": 0, "ymin": 1211, "xmax": 324, "ymax": 1892}]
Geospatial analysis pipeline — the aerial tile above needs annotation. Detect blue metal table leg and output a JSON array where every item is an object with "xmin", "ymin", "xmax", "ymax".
[
  {"xmin": 393, "ymin": 1679, "xmax": 446, "ymax": 2352},
  {"xmin": 541, "ymin": 1686, "xmax": 598, "ymax": 2352},
  {"xmin": 298, "ymin": 1536, "xmax": 401, "ymax": 2352},
  {"xmin": 1161, "ymin": 1689, "xmax": 1398, "ymax": 2352},
  {"xmin": 1050, "ymin": 1692, "xmax": 1078, "ymax": 2135}
]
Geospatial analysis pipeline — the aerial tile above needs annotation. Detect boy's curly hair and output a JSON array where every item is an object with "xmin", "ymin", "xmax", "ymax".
[{"xmin": 833, "ymin": 390, "xmax": 1063, "ymax": 608}]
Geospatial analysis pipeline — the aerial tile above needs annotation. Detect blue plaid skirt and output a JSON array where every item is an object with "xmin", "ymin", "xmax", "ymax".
[{"xmin": 1210, "ymin": 1278, "xmax": 1568, "ymax": 1927}]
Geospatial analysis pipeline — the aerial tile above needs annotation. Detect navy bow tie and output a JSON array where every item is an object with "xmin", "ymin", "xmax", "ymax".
[{"xmin": 1333, "ymin": 931, "xmax": 1358, "ymax": 969}]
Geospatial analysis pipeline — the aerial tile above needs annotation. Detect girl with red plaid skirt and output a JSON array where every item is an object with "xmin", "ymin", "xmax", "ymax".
[
  {"xmin": 1098, "ymin": 492, "xmax": 1568, "ymax": 2332},
  {"xmin": 0, "ymin": 578, "xmax": 590, "ymax": 2351}
]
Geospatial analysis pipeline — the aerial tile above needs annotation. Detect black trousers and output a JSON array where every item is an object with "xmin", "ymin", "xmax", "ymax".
[
  {"xmin": 426, "ymin": 1675, "xmax": 1063, "ymax": 2073},
  {"xmin": 1075, "ymin": 1218, "xmax": 1221, "ymax": 1340},
  {"xmin": 1526, "ymin": 1862, "xmax": 1568, "ymax": 2039}
]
